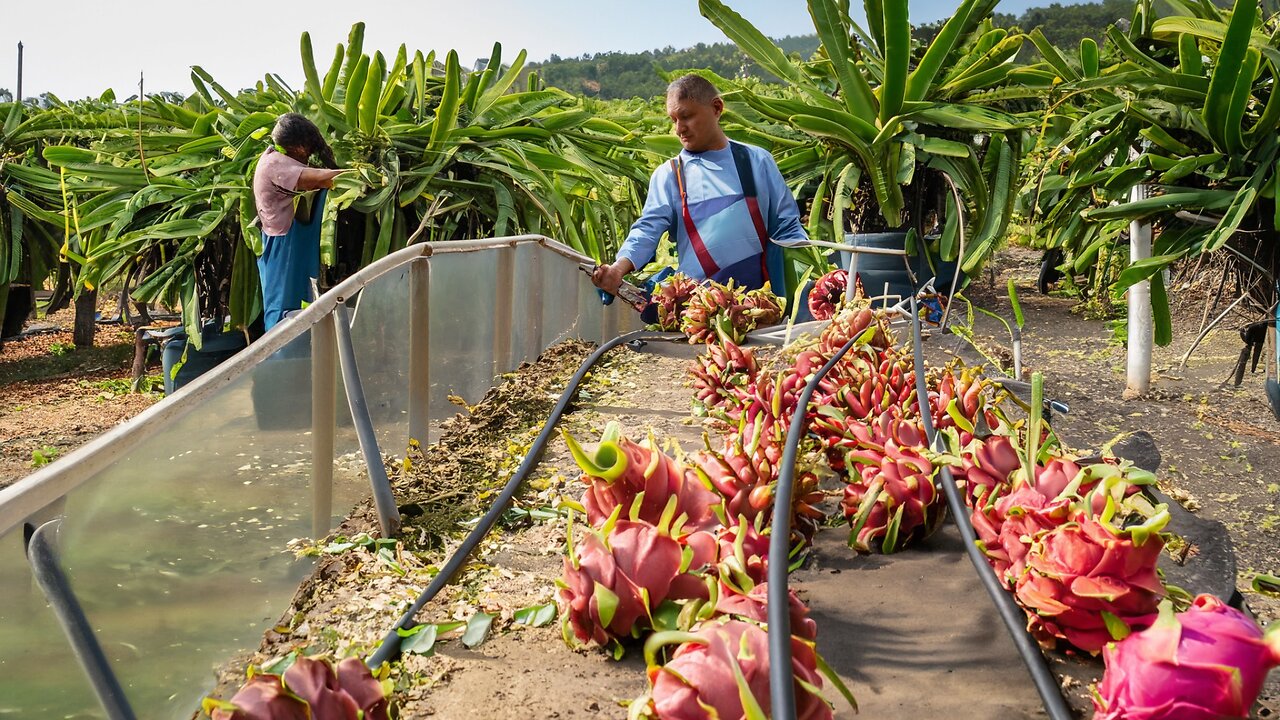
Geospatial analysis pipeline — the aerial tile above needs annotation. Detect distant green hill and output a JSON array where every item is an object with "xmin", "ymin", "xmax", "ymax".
[
  {"xmin": 525, "ymin": 35, "xmax": 820, "ymax": 101},
  {"xmin": 525, "ymin": 0, "xmax": 1233, "ymax": 101}
]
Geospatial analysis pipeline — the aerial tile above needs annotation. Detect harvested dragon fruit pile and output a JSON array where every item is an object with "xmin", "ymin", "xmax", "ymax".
[{"xmin": 553, "ymin": 269, "xmax": 1280, "ymax": 719}]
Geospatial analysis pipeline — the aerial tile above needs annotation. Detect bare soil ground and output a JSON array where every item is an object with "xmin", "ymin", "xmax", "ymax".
[{"xmin": 0, "ymin": 307, "xmax": 163, "ymax": 489}]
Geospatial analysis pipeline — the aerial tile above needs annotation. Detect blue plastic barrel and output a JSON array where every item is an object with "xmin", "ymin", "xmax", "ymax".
[{"xmin": 161, "ymin": 323, "xmax": 248, "ymax": 395}]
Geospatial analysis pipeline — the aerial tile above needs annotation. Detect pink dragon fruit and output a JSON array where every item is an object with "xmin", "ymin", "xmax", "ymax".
[
  {"xmin": 807, "ymin": 268, "xmax": 848, "ymax": 321},
  {"xmin": 204, "ymin": 657, "xmax": 390, "ymax": 720},
  {"xmin": 559, "ymin": 506, "xmax": 712, "ymax": 649},
  {"xmin": 840, "ymin": 439, "xmax": 945, "ymax": 553},
  {"xmin": 1092, "ymin": 594, "xmax": 1280, "ymax": 720},
  {"xmin": 713, "ymin": 582, "xmax": 818, "ymax": 642},
  {"xmin": 687, "ymin": 340, "xmax": 759, "ymax": 421},
  {"xmin": 1014, "ymin": 499, "xmax": 1170, "ymax": 653},
  {"xmin": 638, "ymin": 620, "xmax": 835, "ymax": 720},
  {"xmin": 654, "ymin": 274, "xmax": 699, "ymax": 331},
  {"xmin": 564, "ymin": 423, "xmax": 719, "ymax": 532},
  {"xmin": 955, "ymin": 434, "xmax": 1023, "ymax": 507}
]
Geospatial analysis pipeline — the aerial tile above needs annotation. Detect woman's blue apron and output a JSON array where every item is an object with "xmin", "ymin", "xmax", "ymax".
[{"xmin": 258, "ymin": 188, "xmax": 327, "ymax": 330}]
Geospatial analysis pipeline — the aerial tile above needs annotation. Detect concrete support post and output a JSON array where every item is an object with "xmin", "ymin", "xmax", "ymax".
[
  {"xmin": 408, "ymin": 260, "xmax": 431, "ymax": 445},
  {"xmin": 1126, "ymin": 184, "xmax": 1153, "ymax": 396}
]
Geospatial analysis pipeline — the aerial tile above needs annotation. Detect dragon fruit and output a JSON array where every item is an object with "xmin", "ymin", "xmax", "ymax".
[
  {"xmin": 686, "ymin": 429, "xmax": 825, "ymax": 547},
  {"xmin": 688, "ymin": 340, "xmax": 759, "ymax": 421},
  {"xmin": 954, "ymin": 434, "xmax": 1023, "ymax": 507},
  {"xmin": 840, "ymin": 438, "xmax": 945, "ymax": 553},
  {"xmin": 817, "ymin": 305, "xmax": 890, "ymax": 357},
  {"xmin": 564, "ymin": 423, "xmax": 719, "ymax": 532},
  {"xmin": 713, "ymin": 582, "xmax": 818, "ymax": 642},
  {"xmin": 637, "ymin": 620, "xmax": 835, "ymax": 720},
  {"xmin": 1014, "ymin": 498, "xmax": 1170, "ymax": 653},
  {"xmin": 807, "ymin": 268, "xmax": 848, "ymax": 321},
  {"xmin": 680, "ymin": 279, "xmax": 783, "ymax": 345},
  {"xmin": 203, "ymin": 657, "xmax": 390, "ymax": 720},
  {"xmin": 559, "ymin": 504, "xmax": 713, "ymax": 649},
  {"xmin": 654, "ymin": 274, "xmax": 700, "ymax": 331},
  {"xmin": 1092, "ymin": 594, "xmax": 1280, "ymax": 720}
]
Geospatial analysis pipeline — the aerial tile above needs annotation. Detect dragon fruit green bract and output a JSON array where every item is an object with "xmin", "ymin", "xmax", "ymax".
[
  {"xmin": 563, "ymin": 423, "xmax": 719, "ymax": 532},
  {"xmin": 1092, "ymin": 595, "xmax": 1280, "ymax": 720}
]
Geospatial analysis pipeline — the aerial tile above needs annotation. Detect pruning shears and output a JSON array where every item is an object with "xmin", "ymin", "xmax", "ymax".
[{"xmin": 578, "ymin": 263, "xmax": 650, "ymax": 312}]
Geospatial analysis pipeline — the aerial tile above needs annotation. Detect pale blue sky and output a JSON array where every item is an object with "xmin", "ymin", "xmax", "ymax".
[{"xmin": 2, "ymin": 0, "xmax": 1096, "ymax": 100}]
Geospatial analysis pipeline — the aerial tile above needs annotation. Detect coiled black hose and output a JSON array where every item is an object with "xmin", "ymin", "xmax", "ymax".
[
  {"xmin": 907, "ymin": 298, "xmax": 1074, "ymax": 720},
  {"xmin": 367, "ymin": 331, "xmax": 682, "ymax": 668}
]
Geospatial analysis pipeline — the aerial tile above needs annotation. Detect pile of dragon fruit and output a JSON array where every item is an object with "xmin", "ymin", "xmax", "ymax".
[
  {"xmin": 558, "ymin": 269, "xmax": 1280, "ymax": 719},
  {"xmin": 651, "ymin": 274, "xmax": 784, "ymax": 344}
]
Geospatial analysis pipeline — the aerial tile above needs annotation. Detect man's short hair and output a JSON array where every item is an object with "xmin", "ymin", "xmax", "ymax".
[{"xmin": 666, "ymin": 74, "xmax": 720, "ymax": 105}]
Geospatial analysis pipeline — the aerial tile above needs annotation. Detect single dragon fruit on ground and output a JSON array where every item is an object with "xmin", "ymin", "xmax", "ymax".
[
  {"xmin": 563, "ymin": 423, "xmax": 720, "ymax": 533},
  {"xmin": 840, "ymin": 437, "xmax": 945, "ymax": 553},
  {"xmin": 687, "ymin": 340, "xmax": 759, "ymax": 421},
  {"xmin": 1092, "ymin": 594, "xmax": 1280, "ymax": 720}
]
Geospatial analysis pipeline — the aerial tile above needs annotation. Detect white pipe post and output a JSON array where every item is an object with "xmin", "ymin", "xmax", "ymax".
[{"xmin": 1126, "ymin": 184, "xmax": 1153, "ymax": 396}]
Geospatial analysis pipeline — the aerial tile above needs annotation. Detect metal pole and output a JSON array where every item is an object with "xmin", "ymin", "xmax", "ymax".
[
  {"xmin": 25, "ymin": 520, "xmax": 138, "ymax": 720},
  {"xmin": 16, "ymin": 42, "xmax": 23, "ymax": 103},
  {"xmin": 408, "ymin": 259, "xmax": 431, "ymax": 445},
  {"xmin": 1126, "ymin": 184, "xmax": 1153, "ymax": 395},
  {"xmin": 332, "ymin": 302, "xmax": 401, "ymax": 538},
  {"xmin": 311, "ymin": 314, "xmax": 336, "ymax": 540},
  {"xmin": 493, "ymin": 246, "xmax": 515, "ymax": 378}
]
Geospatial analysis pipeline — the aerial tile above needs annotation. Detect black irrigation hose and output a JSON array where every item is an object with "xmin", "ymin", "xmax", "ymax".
[
  {"xmin": 366, "ymin": 330, "xmax": 683, "ymax": 668},
  {"xmin": 907, "ymin": 297, "xmax": 1074, "ymax": 720},
  {"xmin": 767, "ymin": 334, "xmax": 861, "ymax": 720}
]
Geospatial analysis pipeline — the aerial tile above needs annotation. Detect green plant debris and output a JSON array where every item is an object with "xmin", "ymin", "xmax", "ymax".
[{"xmin": 30, "ymin": 445, "xmax": 59, "ymax": 468}]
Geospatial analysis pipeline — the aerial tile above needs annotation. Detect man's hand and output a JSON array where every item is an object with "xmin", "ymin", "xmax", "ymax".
[{"xmin": 591, "ymin": 259, "xmax": 635, "ymax": 295}]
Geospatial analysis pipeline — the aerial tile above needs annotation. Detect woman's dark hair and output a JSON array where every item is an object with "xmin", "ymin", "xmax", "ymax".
[{"xmin": 271, "ymin": 112, "xmax": 337, "ymax": 169}]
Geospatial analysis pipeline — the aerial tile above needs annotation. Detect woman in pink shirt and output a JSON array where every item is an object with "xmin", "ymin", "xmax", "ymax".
[{"xmin": 252, "ymin": 113, "xmax": 345, "ymax": 329}]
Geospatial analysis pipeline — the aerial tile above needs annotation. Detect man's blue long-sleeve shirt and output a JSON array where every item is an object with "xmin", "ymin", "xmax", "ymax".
[{"xmin": 616, "ymin": 142, "xmax": 809, "ymax": 285}]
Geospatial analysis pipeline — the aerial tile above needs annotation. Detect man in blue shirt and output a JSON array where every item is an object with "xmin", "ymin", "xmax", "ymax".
[{"xmin": 592, "ymin": 75, "xmax": 809, "ymax": 296}]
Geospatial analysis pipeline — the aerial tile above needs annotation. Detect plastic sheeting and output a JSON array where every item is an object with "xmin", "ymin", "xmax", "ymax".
[{"xmin": 0, "ymin": 242, "xmax": 639, "ymax": 718}]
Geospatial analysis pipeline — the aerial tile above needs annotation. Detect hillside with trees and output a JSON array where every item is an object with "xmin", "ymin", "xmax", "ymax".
[{"xmin": 524, "ymin": 0, "xmax": 1233, "ymax": 100}]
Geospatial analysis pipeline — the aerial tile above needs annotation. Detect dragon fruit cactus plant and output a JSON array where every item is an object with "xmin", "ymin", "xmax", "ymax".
[
  {"xmin": 654, "ymin": 273, "xmax": 700, "ymax": 332},
  {"xmin": 1092, "ymin": 594, "xmax": 1280, "ymax": 720},
  {"xmin": 559, "ymin": 501, "xmax": 714, "ymax": 651},
  {"xmin": 563, "ymin": 423, "xmax": 720, "ymax": 533},
  {"xmin": 688, "ymin": 340, "xmax": 760, "ymax": 421},
  {"xmin": 1014, "ymin": 494, "xmax": 1171, "ymax": 653},
  {"xmin": 633, "ymin": 619, "xmax": 842, "ymax": 720},
  {"xmin": 203, "ymin": 656, "xmax": 390, "ymax": 720}
]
